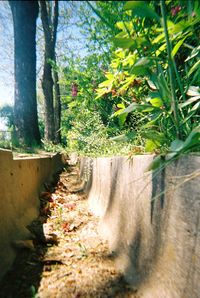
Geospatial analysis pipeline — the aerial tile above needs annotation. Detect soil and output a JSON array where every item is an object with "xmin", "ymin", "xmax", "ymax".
[{"xmin": 0, "ymin": 163, "xmax": 137, "ymax": 298}]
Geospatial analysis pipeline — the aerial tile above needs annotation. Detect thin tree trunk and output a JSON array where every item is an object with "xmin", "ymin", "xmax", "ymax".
[
  {"xmin": 40, "ymin": 0, "xmax": 55, "ymax": 142},
  {"xmin": 53, "ymin": 68, "xmax": 61, "ymax": 143},
  {"xmin": 52, "ymin": 0, "xmax": 61, "ymax": 144},
  {"xmin": 42, "ymin": 54, "xmax": 55, "ymax": 142},
  {"xmin": 9, "ymin": 0, "xmax": 41, "ymax": 147},
  {"xmin": 39, "ymin": 0, "xmax": 60, "ymax": 143}
]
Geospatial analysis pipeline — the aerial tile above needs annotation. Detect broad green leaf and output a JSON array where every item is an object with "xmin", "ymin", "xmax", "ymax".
[
  {"xmin": 179, "ymin": 126, "xmax": 200, "ymax": 153},
  {"xmin": 68, "ymin": 101, "xmax": 77, "ymax": 108},
  {"xmin": 98, "ymin": 80, "xmax": 112, "ymax": 88},
  {"xmin": 172, "ymin": 36, "xmax": 189, "ymax": 57},
  {"xmin": 117, "ymin": 103, "xmax": 125, "ymax": 109},
  {"xmin": 122, "ymin": 53, "xmax": 136, "ymax": 66},
  {"xmin": 118, "ymin": 113, "xmax": 127, "ymax": 128},
  {"xmin": 134, "ymin": 57, "xmax": 152, "ymax": 67},
  {"xmin": 191, "ymin": 101, "xmax": 200, "ymax": 112},
  {"xmin": 152, "ymin": 32, "xmax": 165, "ymax": 44},
  {"xmin": 115, "ymin": 49, "xmax": 126, "ymax": 59},
  {"xmin": 124, "ymin": 1, "xmax": 160, "ymax": 21},
  {"xmin": 113, "ymin": 109, "xmax": 124, "ymax": 117},
  {"xmin": 151, "ymin": 67, "xmax": 171, "ymax": 104},
  {"xmin": 105, "ymin": 72, "xmax": 114, "ymax": 80},
  {"xmin": 187, "ymin": 86, "xmax": 200, "ymax": 96},
  {"xmin": 147, "ymin": 80, "xmax": 157, "ymax": 90},
  {"xmin": 115, "ymin": 31, "xmax": 129, "ymax": 39},
  {"xmin": 115, "ymin": 21, "xmax": 133, "ymax": 32},
  {"xmin": 143, "ymin": 113, "xmax": 162, "ymax": 128},
  {"xmin": 142, "ymin": 130, "xmax": 166, "ymax": 143},
  {"xmin": 145, "ymin": 139, "xmax": 159, "ymax": 152},
  {"xmin": 130, "ymin": 57, "xmax": 152, "ymax": 75},
  {"xmin": 119, "ymin": 103, "xmax": 157, "ymax": 114},
  {"xmin": 188, "ymin": 60, "xmax": 200, "ymax": 76},
  {"xmin": 110, "ymin": 134, "xmax": 128, "ymax": 142},
  {"xmin": 170, "ymin": 139, "xmax": 184, "ymax": 152},
  {"xmin": 179, "ymin": 96, "xmax": 200, "ymax": 108},
  {"xmin": 184, "ymin": 133, "xmax": 200, "ymax": 150},
  {"xmin": 156, "ymin": 43, "xmax": 166, "ymax": 56},
  {"xmin": 185, "ymin": 45, "xmax": 200, "ymax": 62},
  {"xmin": 116, "ymin": 21, "xmax": 126, "ymax": 30},
  {"xmin": 171, "ymin": 20, "xmax": 195, "ymax": 34},
  {"xmin": 95, "ymin": 83, "xmax": 113, "ymax": 98},
  {"xmin": 126, "ymin": 131, "xmax": 136, "ymax": 140},
  {"xmin": 149, "ymin": 97, "xmax": 163, "ymax": 107},
  {"xmin": 112, "ymin": 37, "xmax": 133, "ymax": 49},
  {"xmin": 180, "ymin": 110, "xmax": 196, "ymax": 124},
  {"xmin": 146, "ymin": 155, "xmax": 165, "ymax": 171},
  {"xmin": 118, "ymin": 76, "xmax": 135, "ymax": 91},
  {"xmin": 110, "ymin": 131, "xmax": 136, "ymax": 142},
  {"xmin": 149, "ymin": 91, "xmax": 161, "ymax": 98},
  {"xmin": 119, "ymin": 103, "xmax": 138, "ymax": 114}
]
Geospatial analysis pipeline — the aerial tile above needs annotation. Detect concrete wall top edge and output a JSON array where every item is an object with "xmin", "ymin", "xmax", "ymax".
[
  {"xmin": 88, "ymin": 153, "xmax": 200, "ymax": 162},
  {"xmin": 0, "ymin": 148, "xmax": 12, "ymax": 153},
  {"xmin": 13, "ymin": 154, "xmax": 57, "ymax": 161},
  {"xmin": 91, "ymin": 154, "xmax": 156, "ymax": 160},
  {"xmin": 0, "ymin": 149, "xmax": 60, "ymax": 161}
]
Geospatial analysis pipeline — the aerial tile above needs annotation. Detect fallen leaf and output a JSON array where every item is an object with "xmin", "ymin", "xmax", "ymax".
[
  {"xmin": 64, "ymin": 202, "xmax": 76, "ymax": 211},
  {"xmin": 42, "ymin": 259, "xmax": 64, "ymax": 265},
  {"xmin": 40, "ymin": 206, "xmax": 50, "ymax": 216},
  {"xmin": 44, "ymin": 233, "xmax": 58, "ymax": 245},
  {"xmin": 62, "ymin": 222, "xmax": 71, "ymax": 233},
  {"xmin": 40, "ymin": 192, "xmax": 52, "ymax": 200}
]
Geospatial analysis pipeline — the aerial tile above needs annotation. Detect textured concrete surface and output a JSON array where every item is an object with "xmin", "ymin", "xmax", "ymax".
[
  {"xmin": 0, "ymin": 149, "xmax": 64, "ymax": 279},
  {"xmin": 82, "ymin": 155, "xmax": 200, "ymax": 298}
]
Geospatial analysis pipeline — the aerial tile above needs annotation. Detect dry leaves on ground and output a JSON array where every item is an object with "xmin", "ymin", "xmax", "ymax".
[{"xmin": 0, "ymin": 164, "xmax": 137, "ymax": 298}]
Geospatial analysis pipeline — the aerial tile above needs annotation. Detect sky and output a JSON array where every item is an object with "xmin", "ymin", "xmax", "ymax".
[
  {"xmin": 0, "ymin": 82, "xmax": 13, "ymax": 107},
  {"xmin": 0, "ymin": 0, "xmax": 14, "ymax": 108},
  {"xmin": 0, "ymin": 0, "xmax": 88, "ymax": 110}
]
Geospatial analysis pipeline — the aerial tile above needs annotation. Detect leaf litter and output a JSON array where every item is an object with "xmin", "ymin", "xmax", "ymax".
[{"xmin": 0, "ymin": 164, "xmax": 138, "ymax": 298}]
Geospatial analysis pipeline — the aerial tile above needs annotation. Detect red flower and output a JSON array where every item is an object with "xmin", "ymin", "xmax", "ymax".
[
  {"xmin": 71, "ymin": 83, "xmax": 78, "ymax": 97},
  {"xmin": 171, "ymin": 6, "xmax": 181, "ymax": 16}
]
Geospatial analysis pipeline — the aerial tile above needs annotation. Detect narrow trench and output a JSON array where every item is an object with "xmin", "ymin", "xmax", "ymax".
[{"xmin": 0, "ymin": 163, "xmax": 137, "ymax": 298}]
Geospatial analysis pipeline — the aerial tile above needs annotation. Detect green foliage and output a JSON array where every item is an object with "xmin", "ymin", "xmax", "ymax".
[
  {"xmin": 65, "ymin": 108, "xmax": 135, "ymax": 157},
  {"xmin": 123, "ymin": 1, "xmax": 160, "ymax": 21},
  {"xmin": 96, "ymin": 0, "xmax": 200, "ymax": 156},
  {"xmin": 67, "ymin": 109, "xmax": 107, "ymax": 154},
  {"xmin": 0, "ymin": 137, "xmax": 12, "ymax": 150},
  {"xmin": 53, "ymin": 0, "xmax": 200, "ymax": 158},
  {"xmin": 42, "ymin": 140, "xmax": 65, "ymax": 153},
  {"xmin": 0, "ymin": 105, "xmax": 14, "ymax": 128},
  {"xmin": 78, "ymin": 1, "xmax": 129, "ymax": 63}
]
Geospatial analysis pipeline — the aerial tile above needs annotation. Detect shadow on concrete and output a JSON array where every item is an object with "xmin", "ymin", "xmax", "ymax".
[
  {"xmin": 85, "ymin": 274, "xmax": 136, "ymax": 297},
  {"xmin": 0, "ymin": 171, "xmax": 62, "ymax": 298}
]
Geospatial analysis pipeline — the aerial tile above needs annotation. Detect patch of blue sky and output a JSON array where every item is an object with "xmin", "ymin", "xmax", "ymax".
[
  {"xmin": 0, "ymin": 0, "xmax": 14, "ymax": 107},
  {"xmin": 0, "ymin": 1, "xmax": 91, "ymax": 108}
]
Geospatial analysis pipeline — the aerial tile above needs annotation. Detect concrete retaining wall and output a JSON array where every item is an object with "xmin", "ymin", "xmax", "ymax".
[
  {"xmin": 0, "ymin": 149, "xmax": 64, "ymax": 279},
  {"xmin": 82, "ymin": 155, "xmax": 200, "ymax": 298}
]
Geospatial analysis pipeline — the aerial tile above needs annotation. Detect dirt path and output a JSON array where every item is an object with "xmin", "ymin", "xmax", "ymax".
[{"xmin": 0, "ymin": 164, "xmax": 136, "ymax": 298}]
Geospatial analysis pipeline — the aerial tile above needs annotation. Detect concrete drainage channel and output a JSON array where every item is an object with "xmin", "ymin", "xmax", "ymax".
[
  {"xmin": 0, "ymin": 149, "xmax": 65, "ymax": 280},
  {"xmin": 0, "ymin": 150, "xmax": 200, "ymax": 297},
  {"xmin": 81, "ymin": 155, "xmax": 200, "ymax": 298}
]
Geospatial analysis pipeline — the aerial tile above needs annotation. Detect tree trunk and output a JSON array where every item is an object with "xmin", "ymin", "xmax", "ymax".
[
  {"xmin": 9, "ymin": 1, "xmax": 41, "ymax": 147},
  {"xmin": 39, "ymin": 0, "xmax": 60, "ymax": 143},
  {"xmin": 42, "ymin": 48, "xmax": 55, "ymax": 142},
  {"xmin": 53, "ymin": 67, "xmax": 61, "ymax": 143}
]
